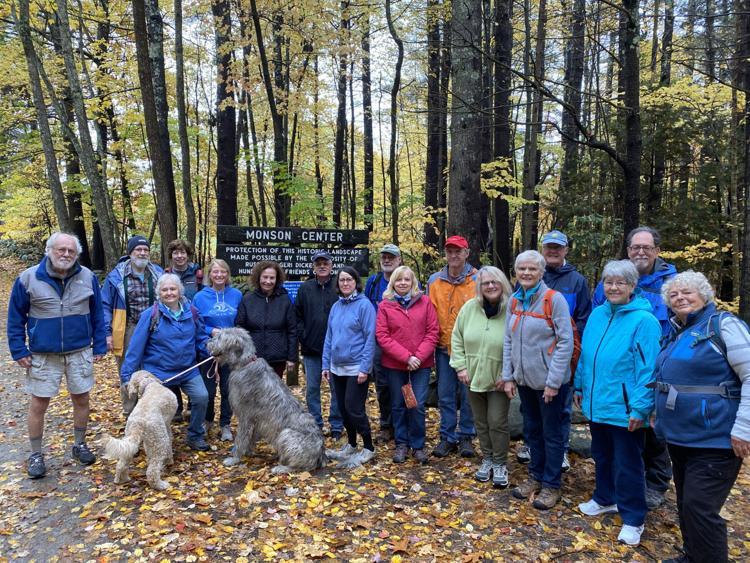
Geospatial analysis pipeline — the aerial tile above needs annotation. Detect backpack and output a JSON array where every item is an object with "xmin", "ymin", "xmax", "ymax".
[
  {"xmin": 509, "ymin": 288, "xmax": 582, "ymax": 381},
  {"xmin": 149, "ymin": 301, "xmax": 200, "ymax": 333},
  {"xmin": 691, "ymin": 311, "xmax": 749, "ymax": 365}
]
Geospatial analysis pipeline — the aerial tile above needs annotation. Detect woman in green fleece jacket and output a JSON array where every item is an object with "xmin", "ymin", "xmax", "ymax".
[{"xmin": 451, "ymin": 266, "xmax": 513, "ymax": 488}]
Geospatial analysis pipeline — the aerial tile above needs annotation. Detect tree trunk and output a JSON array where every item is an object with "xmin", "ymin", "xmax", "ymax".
[
  {"xmin": 15, "ymin": 0, "xmax": 71, "ymax": 233},
  {"xmin": 739, "ymin": 0, "xmax": 750, "ymax": 321},
  {"xmin": 313, "ymin": 54, "xmax": 324, "ymax": 225},
  {"xmin": 361, "ymin": 14, "xmax": 374, "ymax": 231},
  {"xmin": 212, "ymin": 0, "xmax": 238, "ymax": 227},
  {"xmin": 175, "ymin": 0, "xmax": 196, "ymax": 245},
  {"xmin": 438, "ymin": 18, "xmax": 451, "ymax": 249},
  {"xmin": 493, "ymin": 0, "xmax": 513, "ymax": 272},
  {"xmin": 448, "ymin": 0, "xmax": 487, "ymax": 265},
  {"xmin": 385, "ymin": 0, "xmax": 403, "ymax": 245},
  {"xmin": 332, "ymin": 0, "xmax": 350, "ymax": 227},
  {"xmin": 54, "ymin": 0, "xmax": 118, "ymax": 268},
  {"xmin": 132, "ymin": 0, "xmax": 177, "ymax": 251},
  {"xmin": 425, "ymin": 0, "xmax": 442, "ymax": 252}
]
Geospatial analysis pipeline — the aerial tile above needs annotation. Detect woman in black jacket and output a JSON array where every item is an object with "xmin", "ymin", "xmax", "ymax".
[{"xmin": 236, "ymin": 261, "xmax": 298, "ymax": 378}]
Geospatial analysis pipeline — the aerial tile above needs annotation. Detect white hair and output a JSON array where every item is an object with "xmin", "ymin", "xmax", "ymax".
[
  {"xmin": 601, "ymin": 260, "xmax": 639, "ymax": 286},
  {"xmin": 45, "ymin": 232, "xmax": 82, "ymax": 256},
  {"xmin": 156, "ymin": 273, "xmax": 185, "ymax": 298},
  {"xmin": 514, "ymin": 250, "xmax": 545, "ymax": 271},
  {"xmin": 661, "ymin": 271, "xmax": 715, "ymax": 305}
]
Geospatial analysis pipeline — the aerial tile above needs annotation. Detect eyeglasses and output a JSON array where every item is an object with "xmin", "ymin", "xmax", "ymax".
[
  {"xmin": 628, "ymin": 245, "xmax": 656, "ymax": 253},
  {"xmin": 603, "ymin": 280, "xmax": 631, "ymax": 288},
  {"xmin": 339, "ymin": 278, "xmax": 355, "ymax": 284},
  {"xmin": 53, "ymin": 247, "xmax": 77, "ymax": 256},
  {"xmin": 481, "ymin": 280, "xmax": 501, "ymax": 287}
]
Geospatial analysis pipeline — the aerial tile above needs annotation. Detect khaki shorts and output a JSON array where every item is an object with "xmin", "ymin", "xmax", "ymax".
[{"xmin": 26, "ymin": 348, "xmax": 94, "ymax": 398}]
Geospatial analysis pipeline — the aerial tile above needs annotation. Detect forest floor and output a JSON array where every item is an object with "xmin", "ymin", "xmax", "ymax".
[{"xmin": 0, "ymin": 256, "xmax": 748, "ymax": 562}]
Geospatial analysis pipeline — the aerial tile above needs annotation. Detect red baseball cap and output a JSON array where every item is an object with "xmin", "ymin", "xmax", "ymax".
[{"xmin": 445, "ymin": 235, "xmax": 469, "ymax": 249}]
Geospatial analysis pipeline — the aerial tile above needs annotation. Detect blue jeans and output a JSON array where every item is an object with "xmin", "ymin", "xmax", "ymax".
[
  {"xmin": 523, "ymin": 386, "xmax": 573, "ymax": 451},
  {"xmin": 435, "ymin": 348, "xmax": 475, "ymax": 443},
  {"xmin": 517, "ymin": 384, "xmax": 568, "ymax": 489},
  {"xmin": 180, "ymin": 375, "xmax": 209, "ymax": 441},
  {"xmin": 386, "ymin": 368, "xmax": 430, "ymax": 450},
  {"xmin": 590, "ymin": 421, "xmax": 647, "ymax": 526},
  {"xmin": 303, "ymin": 355, "xmax": 343, "ymax": 433}
]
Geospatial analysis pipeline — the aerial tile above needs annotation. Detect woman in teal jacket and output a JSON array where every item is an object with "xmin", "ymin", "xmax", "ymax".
[{"xmin": 573, "ymin": 260, "xmax": 661, "ymax": 548}]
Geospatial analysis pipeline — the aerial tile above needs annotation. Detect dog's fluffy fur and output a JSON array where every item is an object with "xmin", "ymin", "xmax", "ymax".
[
  {"xmin": 103, "ymin": 370, "xmax": 178, "ymax": 490},
  {"xmin": 208, "ymin": 328, "xmax": 326, "ymax": 473}
]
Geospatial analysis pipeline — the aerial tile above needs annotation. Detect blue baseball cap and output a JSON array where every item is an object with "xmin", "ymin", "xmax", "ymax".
[{"xmin": 541, "ymin": 230, "xmax": 568, "ymax": 246}]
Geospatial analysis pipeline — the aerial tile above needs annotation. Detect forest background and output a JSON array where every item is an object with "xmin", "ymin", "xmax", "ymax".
[{"xmin": 2, "ymin": 0, "xmax": 750, "ymax": 316}]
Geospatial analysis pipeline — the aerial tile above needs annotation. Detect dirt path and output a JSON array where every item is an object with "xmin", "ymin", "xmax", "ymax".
[{"xmin": 0, "ymin": 256, "xmax": 748, "ymax": 562}]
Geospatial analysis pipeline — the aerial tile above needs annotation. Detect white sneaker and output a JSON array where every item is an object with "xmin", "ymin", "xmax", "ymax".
[
  {"xmin": 220, "ymin": 425, "xmax": 233, "ymax": 441},
  {"xmin": 617, "ymin": 524, "xmax": 644, "ymax": 546},
  {"xmin": 326, "ymin": 443, "xmax": 357, "ymax": 461},
  {"xmin": 491, "ymin": 463, "xmax": 509, "ymax": 488},
  {"xmin": 561, "ymin": 452, "xmax": 571, "ymax": 472},
  {"xmin": 578, "ymin": 499, "xmax": 618, "ymax": 516},
  {"xmin": 356, "ymin": 448, "xmax": 375, "ymax": 465}
]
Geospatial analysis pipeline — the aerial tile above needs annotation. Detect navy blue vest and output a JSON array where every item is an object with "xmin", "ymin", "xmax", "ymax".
[{"xmin": 654, "ymin": 303, "xmax": 741, "ymax": 449}]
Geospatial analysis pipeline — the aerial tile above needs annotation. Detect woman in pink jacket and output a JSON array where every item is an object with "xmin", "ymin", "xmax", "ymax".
[{"xmin": 376, "ymin": 265, "xmax": 439, "ymax": 464}]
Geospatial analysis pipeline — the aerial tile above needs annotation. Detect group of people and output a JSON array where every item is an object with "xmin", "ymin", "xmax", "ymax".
[{"xmin": 7, "ymin": 226, "xmax": 749, "ymax": 562}]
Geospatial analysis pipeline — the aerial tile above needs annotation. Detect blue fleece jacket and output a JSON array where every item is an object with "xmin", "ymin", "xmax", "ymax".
[
  {"xmin": 592, "ymin": 258, "xmax": 676, "ymax": 337},
  {"xmin": 192, "ymin": 286, "xmax": 243, "ymax": 338},
  {"xmin": 7, "ymin": 257, "xmax": 107, "ymax": 359},
  {"xmin": 120, "ymin": 300, "xmax": 209, "ymax": 385},
  {"xmin": 544, "ymin": 262, "xmax": 591, "ymax": 335},
  {"xmin": 322, "ymin": 292, "xmax": 376, "ymax": 375},
  {"xmin": 574, "ymin": 293, "xmax": 661, "ymax": 427}
]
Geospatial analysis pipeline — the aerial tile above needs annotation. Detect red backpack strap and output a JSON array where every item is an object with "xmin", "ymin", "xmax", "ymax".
[
  {"xmin": 542, "ymin": 289, "xmax": 557, "ymax": 354},
  {"xmin": 510, "ymin": 297, "xmax": 522, "ymax": 331}
]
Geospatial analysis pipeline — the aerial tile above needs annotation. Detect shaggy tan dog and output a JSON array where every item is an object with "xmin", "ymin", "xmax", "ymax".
[{"xmin": 103, "ymin": 370, "xmax": 178, "ymax": 490}]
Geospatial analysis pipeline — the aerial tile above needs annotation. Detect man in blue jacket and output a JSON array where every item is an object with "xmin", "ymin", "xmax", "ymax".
[
  {"xmin": 592, "ymin": 226, "xmax": 677, "ymax": 509},
  {"xmin": 7, "ymin": 233, "xmax": 106, "ymax": 478}
]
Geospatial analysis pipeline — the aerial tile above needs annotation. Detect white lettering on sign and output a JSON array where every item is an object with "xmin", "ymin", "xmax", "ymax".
[
  {"xmin": 301, "ymin": 231, "xmax": 344, "ymax": 243},
  {"xmin": 244, "ymin": 229, "xmax": 292, "ymax": 242}
]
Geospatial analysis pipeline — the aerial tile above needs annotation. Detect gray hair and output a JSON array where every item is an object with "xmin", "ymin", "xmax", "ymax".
[
  {"xmin": 155, "ymin": 273, "xmax": 185, "ymax": 298},
  {"xmin": 45, "ymin": 232, "xmax": 82, "ymax": 256},
  {"xmin": 601, "ymin": 260, "xmax": 639, "ymax": 286},
  {"xmin": 626, "ymin": 226, "xmax": 661, "ymax": 247},
  {"xmin": 514, "ymin": 250, "xmax": 546, "ymax": 271},
  {"xmin": 661, "ymin": 271, "xmax": 715, "ymax": 305},
  {"xmin": 475, "ymin": 266, "xmax": 513, "ymax": 309}
]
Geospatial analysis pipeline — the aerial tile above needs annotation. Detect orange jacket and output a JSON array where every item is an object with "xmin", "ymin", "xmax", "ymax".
[{"xmin": 427, "ymin": 264, "xmax": 478, "ymax": 351}]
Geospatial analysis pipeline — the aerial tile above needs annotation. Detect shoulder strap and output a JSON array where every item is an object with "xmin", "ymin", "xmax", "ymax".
[
  {"xmin": 707, "ymin": 312, "xmax": 729, "ymax": 360},
  {"xmin": 541, "ymin": 289, "xmax": 556, "ymax": 329},
  {"xmin": 148, "ymin": 301, "xmax": 160, "ymax": 332},
  {"xmin": 367, "ymin": 272, "xmax": 384, "ymax": 302}
]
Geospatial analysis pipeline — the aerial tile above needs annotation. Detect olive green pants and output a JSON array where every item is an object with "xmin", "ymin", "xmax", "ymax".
[{"xmin": 468, "ymin": 390, "xmax": 510, "ymax": 464}]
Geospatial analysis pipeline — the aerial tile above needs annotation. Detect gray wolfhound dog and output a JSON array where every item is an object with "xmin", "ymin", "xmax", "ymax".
[
  {"xmin": 207, "ymin": 327, "xmax": 327, "ymax": 473},
  {"xmin": 103, "ymin": 370, "xmax": 178, "ymax": 490}
]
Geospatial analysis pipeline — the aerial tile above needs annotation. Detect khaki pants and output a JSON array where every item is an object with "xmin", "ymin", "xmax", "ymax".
[{"xmin": 468, "ymin": 390, "xmax": 510, "ymax": 464}]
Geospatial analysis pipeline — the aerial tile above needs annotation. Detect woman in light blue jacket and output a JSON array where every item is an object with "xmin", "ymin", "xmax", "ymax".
[
  {"xmin": 322, "ymin": 266, "xmax": 377, "ymax": 465},
  {"xmin": 573, "ymin": 260, "xmax": 661, "ymax": 548}
]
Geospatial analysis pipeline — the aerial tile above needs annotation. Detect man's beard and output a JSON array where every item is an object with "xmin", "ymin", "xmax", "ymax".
[
  {"xmin": 49, "ymin": 255, "xmax": 75, "ymax": 272},
  {"xmin": 131, "ymin": 257, "xmax": 149, "ymax": 269}
]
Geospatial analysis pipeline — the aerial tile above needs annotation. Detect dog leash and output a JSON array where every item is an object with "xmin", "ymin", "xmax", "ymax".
[{"xmin": 160, "ymin": 356, "xmax": 217, "ymax": 386}]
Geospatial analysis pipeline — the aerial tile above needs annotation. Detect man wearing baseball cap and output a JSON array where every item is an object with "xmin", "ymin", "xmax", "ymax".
[
  {"xmin": 427, "ymin": 235, "xmax": 477, "ymax": 458},
  {"xmin": 364, "ymin": 243, "xmax": 404, "ymax": 443},
  {"xmin": 101, "ymin": 235, "xmax": 164, "ymax": 412}
]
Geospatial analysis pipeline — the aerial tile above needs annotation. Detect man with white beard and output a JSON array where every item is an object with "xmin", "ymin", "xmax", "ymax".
[
  {"xmin": 7, "ymin": 232, "xmax": 107, "ymax": 478},
  {"xmin": 102, "ymin": 235, "xmax": 163, "ymax": 412}
]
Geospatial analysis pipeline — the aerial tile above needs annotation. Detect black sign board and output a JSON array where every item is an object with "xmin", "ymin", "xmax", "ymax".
[
  {"xmin": 218, "ymin": 225, "xmax": 369, "ymax": 246},
  {"xmin": 217, "ymin": 245, "xmax": 369, "ymax": 280}
]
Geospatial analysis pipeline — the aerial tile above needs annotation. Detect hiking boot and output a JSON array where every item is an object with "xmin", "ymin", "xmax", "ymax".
[
  {"xmin": 432, "ymin": 439, "xmax": 458, "ymax": 458},
  {"xmin": 512, "ymin": 478, "xmax": 542, "ymax": 500},
  {"xmin": 645, "ymin": 488, "xmax": 665, "ymax": 510},
  {"xmin": 618, "ymin": 524, "xmax": 644, "ymax": 546},
  {"xmin": 474, "ymin": 459, "xmax": 493, "ymax": 482},
  {"xmin": 375, "ymin": 427, "xmax": 394, "ymax": 444},
  {"xmin": 516, "ymin": 444, "xmax": 531, "ymax": 464},
  {"xmin": 172, "ymin": 411, "xmax": 183, "ymax": 423},
  {"xmin": 661, "ymin": 555, "xmax": 689, "ymax": 563},
  {"xmin": 532, "ymin": 487, "xmax": 561, "ymax": 510},
  {"xmin": 187, "ymin": 437, "xmax": 210, "ymax": 451},
  {"xmin": 561, "ymin": 452, "xmax": 571, "ymax": 472},
  {"xmin": 491, "ymin": 463, "xmax": 509, "ymax": 489},
  {"xmin": 393, "ymin": 445, "xmax": 408, "ymax": 464},
  {"xmin": 220, "ymin": 426, "xmax": 233, "ymax": 442},
  {"xmin": 27, "ymin": 452, "xmax": 46, "ymax": 479},
  {"xmin": 459, "ymin": 437, "xmax": 476, "ymax": 458},
  {"xmin": 578, "ymin": 498, "xmax": 618, "ymax": 516},
  {"xmin": 412, "ymin": 449, "xmax": 428, "ymax": 464},
  {"xmin": 72, "ymin": 443, "xmax": 96, "ymax": 466}
]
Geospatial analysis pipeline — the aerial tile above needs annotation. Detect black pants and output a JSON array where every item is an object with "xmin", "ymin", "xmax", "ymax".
[
  {"xmin": 372, "ymin": 346, "xmax": 392, "ymax": 430},
  {"xmin": 668, "ymin": 443, "xmax": 742, "ymax": 563},
  {"xmin": 200, "ymin": 362, "xmax": 232, "ymax": 427},
  {"xmin": 331, "ymin": 373, "xmax": 372, "ymax": 449},
  {"xmin": 644, "ymin": 427, "xmax": 672, "ymax": 492}
]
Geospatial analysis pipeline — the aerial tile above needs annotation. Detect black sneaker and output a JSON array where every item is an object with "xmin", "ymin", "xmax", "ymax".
[
  {"xmin": 172, "ymin": 411, "xmax": 184, "ymax": 423},
  {"xmin": 431, "ymin": 439, "xmax": 458, "ymax": 458},
  {"xmin": 187, "ymin": 437, "xmax": 210, "ymax": 451},
  {"xmin": 72, "ymin": 443, "xmax": 96, "ymax": 466},
  {"xmin": 27, "ymin": 452, "xmax": 46, "ymax": 479},
  {"xmin": 459, "ymin": 438, "xmax": 476, "ymax": 458}
]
